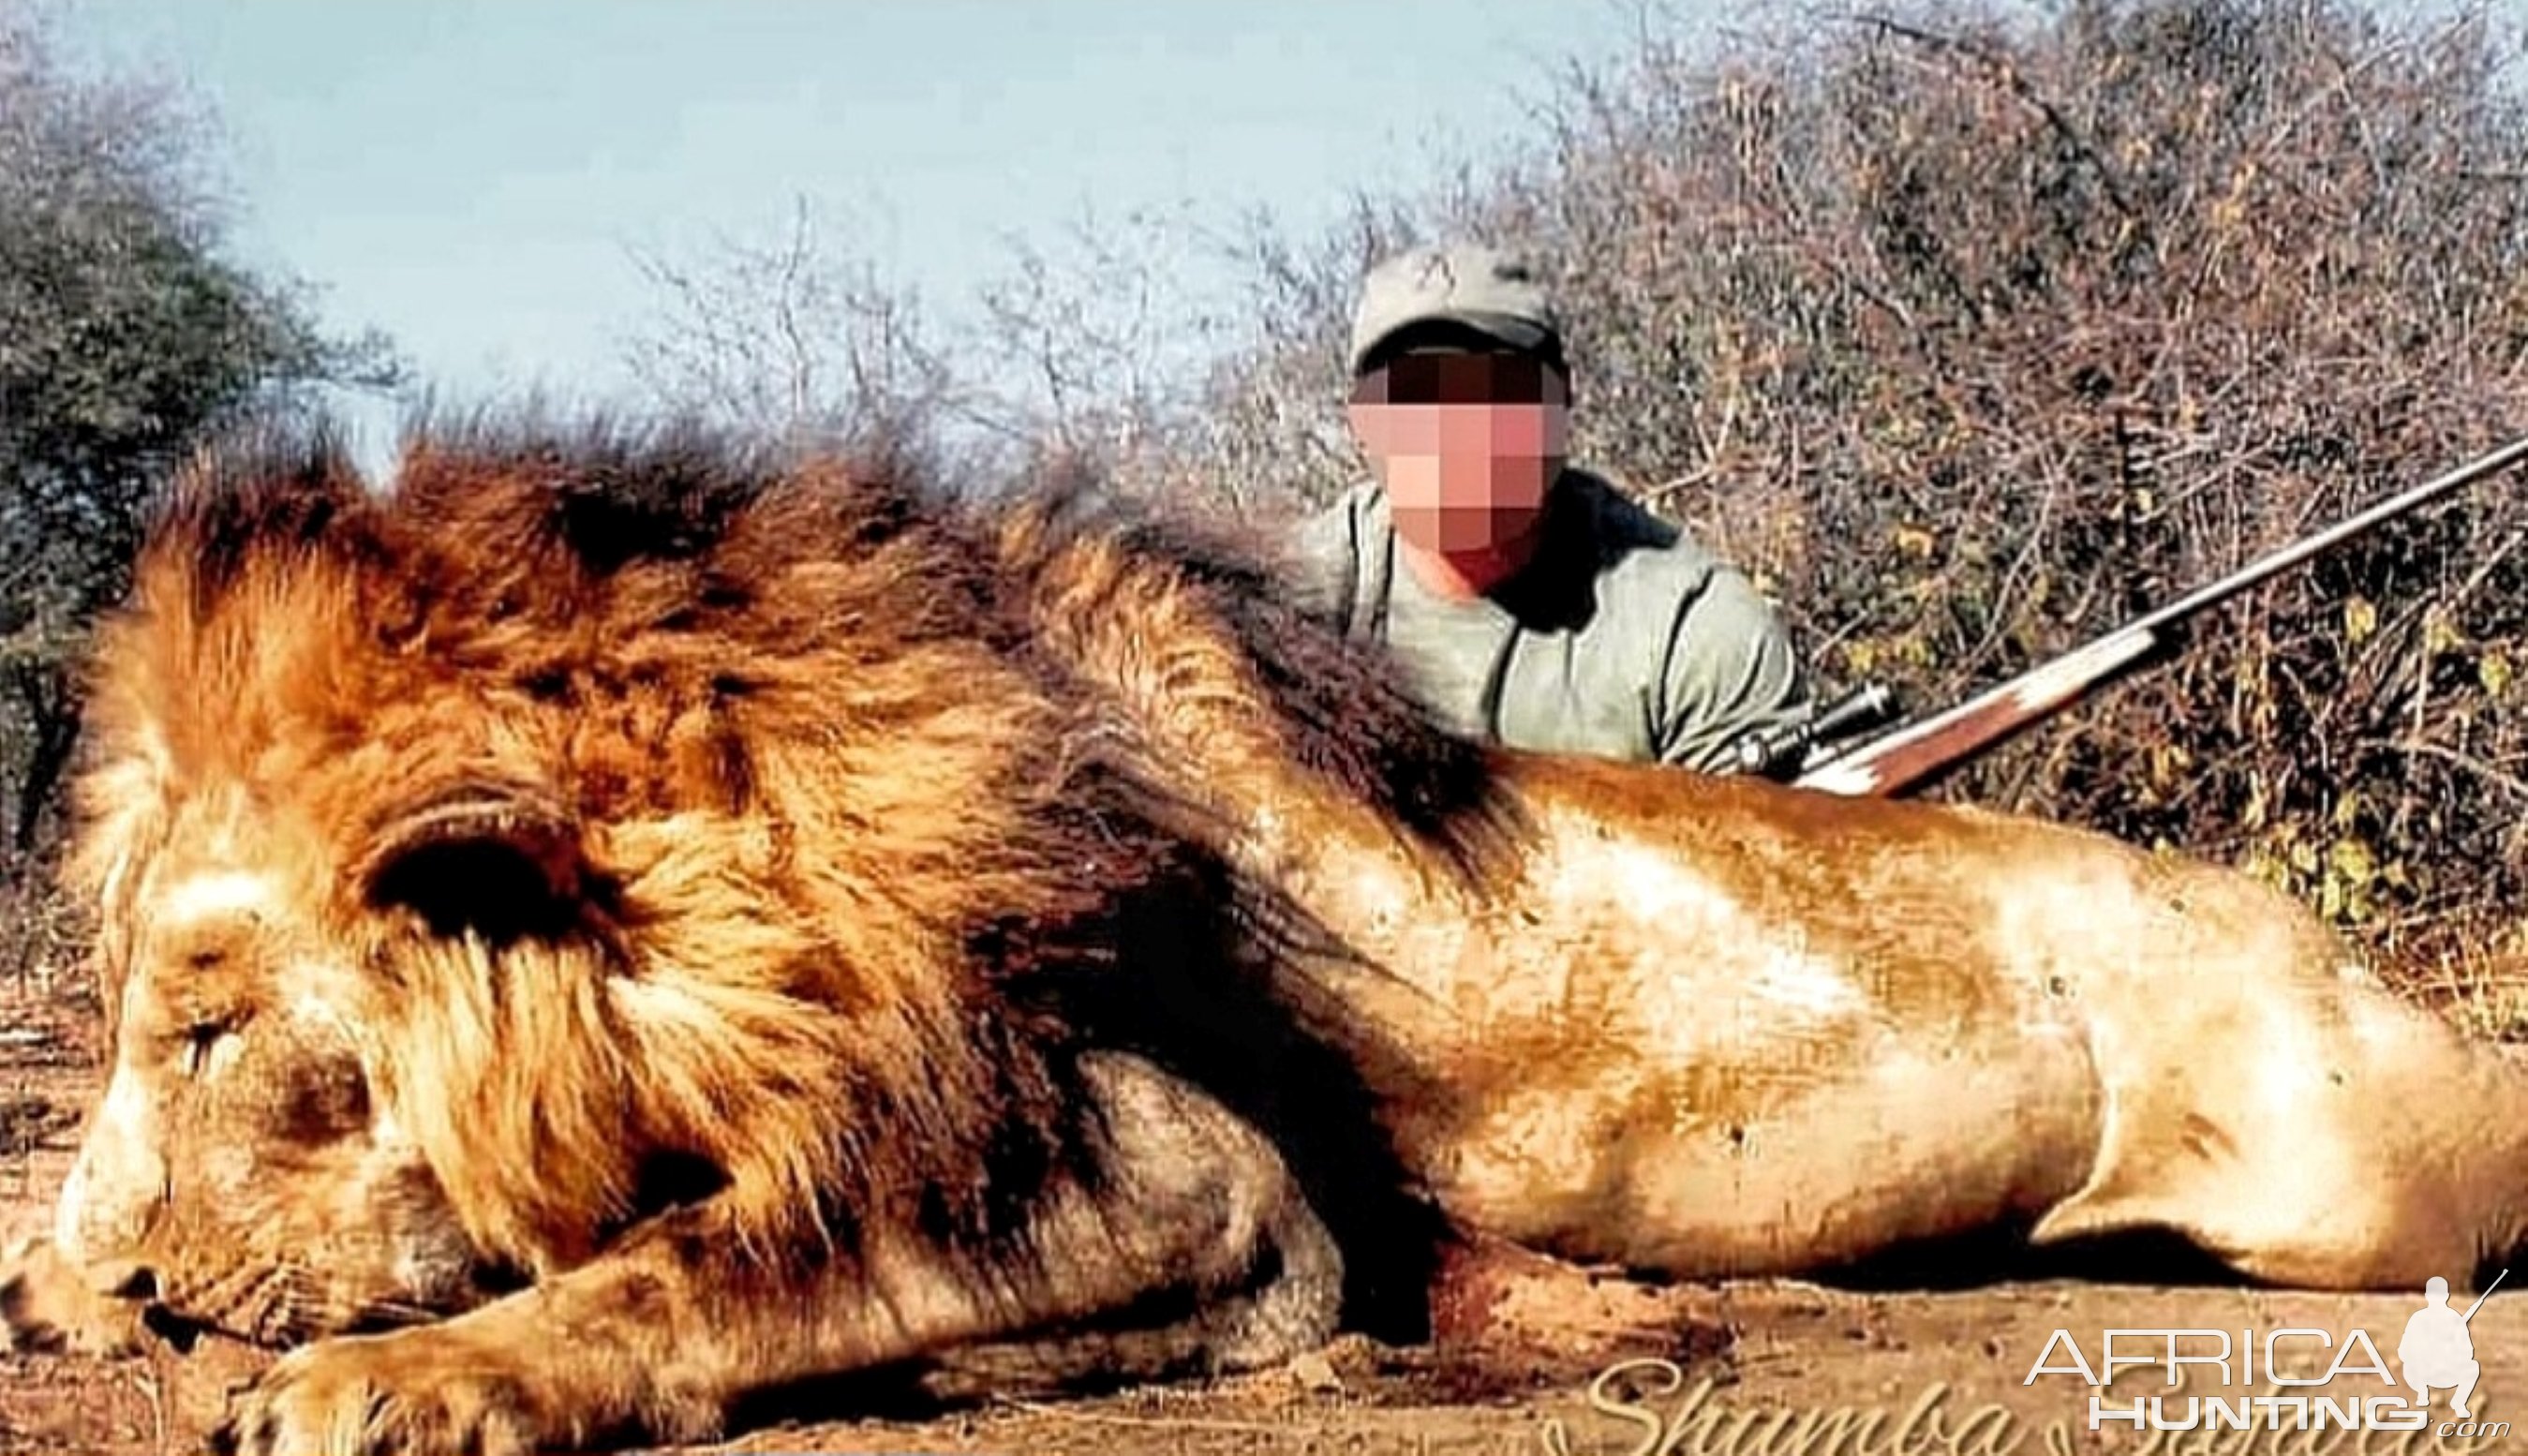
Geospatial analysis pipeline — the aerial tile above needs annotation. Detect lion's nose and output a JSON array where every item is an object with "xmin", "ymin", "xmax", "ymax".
[
  {"xmin": 52, "ymin": 1064, "xmax": 171, "ymax": 1272},
  {"xmin": 82, "ymin": 1258, "xmax": 156, "ymax": 1301}
]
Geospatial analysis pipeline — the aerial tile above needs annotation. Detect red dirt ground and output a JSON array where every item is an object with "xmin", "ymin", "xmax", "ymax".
[{"xmin": 7, "ymin": 967, "xmax": 2528, "ymax": 1456}]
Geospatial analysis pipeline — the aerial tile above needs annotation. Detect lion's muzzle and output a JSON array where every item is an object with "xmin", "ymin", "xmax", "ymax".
[{"xmin": 52, "ymin": 1062, "xmax": 171, "ymax": 1279}]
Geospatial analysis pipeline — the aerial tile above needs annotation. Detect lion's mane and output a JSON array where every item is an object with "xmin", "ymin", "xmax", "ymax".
[{"xmin": 67, "ymin": 415, "xmax": 1510, "ymax": 1331}]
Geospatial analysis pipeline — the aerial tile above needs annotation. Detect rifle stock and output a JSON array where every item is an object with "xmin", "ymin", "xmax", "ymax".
[
  {"xmin": 1793, "ymin": 629, "xmax": 2161, "ymax": 796},
  {"xmin": 1787, "ymin": 433, "xmax": 2528, "ymax": 799}
]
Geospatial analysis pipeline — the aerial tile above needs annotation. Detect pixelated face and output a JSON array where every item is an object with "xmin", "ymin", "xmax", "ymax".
[{"xmin": 1348, "ymin": 353, "xmax": 1570, "ymax": 557}]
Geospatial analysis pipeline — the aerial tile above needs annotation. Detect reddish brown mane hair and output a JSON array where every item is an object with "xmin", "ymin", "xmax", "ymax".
[{"xmin": 68, "ymin": 412, "xmax": 1504, "ymax": 1329}]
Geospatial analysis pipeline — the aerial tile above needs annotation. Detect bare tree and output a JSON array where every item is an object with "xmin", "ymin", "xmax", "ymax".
[
  {"xmin": 618, "ymin": 197, "xmax": 985, "ymax": 485},
  {"xmin": 619, "ymin": 192, "xmax": 1279, "ymax": 510}
]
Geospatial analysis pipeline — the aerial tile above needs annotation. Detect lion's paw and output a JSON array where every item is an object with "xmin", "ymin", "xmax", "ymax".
[
  {"xmin": 214, "ymin": 1329, "xmax": 555, "ymax": 1456},
  {"xmin": 0, "ymin": 1235, "xmax": 150, "ymax": 1358}
]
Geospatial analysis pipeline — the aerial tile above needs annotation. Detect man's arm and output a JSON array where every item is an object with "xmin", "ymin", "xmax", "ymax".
[{"xmin": 1651, "ymin": 565, "xmax": 1813, "ymax": 775}]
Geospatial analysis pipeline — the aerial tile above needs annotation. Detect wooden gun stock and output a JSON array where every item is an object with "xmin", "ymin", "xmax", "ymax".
[
  {"xmin": 1793, "ymin": 629, "xmax": 2162, "ymax": 796},
  {"xmin": 1788, "ymin": 433, "xmax": 2528, "ymax": 799}
]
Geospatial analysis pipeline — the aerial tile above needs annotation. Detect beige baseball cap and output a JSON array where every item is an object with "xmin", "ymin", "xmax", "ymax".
[{"xmin": 1346, "ymin": 242, "xmax": 1562, "ymax": 377}]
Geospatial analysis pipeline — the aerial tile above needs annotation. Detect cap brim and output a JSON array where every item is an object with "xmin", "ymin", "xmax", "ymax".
[{"xmin": 1350, "ymin": 311, "xmax": 1557, "ymax": 376}]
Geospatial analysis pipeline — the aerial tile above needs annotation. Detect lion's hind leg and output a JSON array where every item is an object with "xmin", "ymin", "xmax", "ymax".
[{"xmin": 2029, "ymin": 962, "xmax": 2528, "ymax": 1291}]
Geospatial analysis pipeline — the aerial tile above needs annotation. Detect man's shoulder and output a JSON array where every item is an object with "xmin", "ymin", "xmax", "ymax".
[
  {"xmin": 1557, "ymin": 468, "xmax": 1734, "ymax": 607},
  {"xmin": 1558, "ymin": 466, "xmax": 1805, "ymax": 675},
  {"xmin": 1548, "ymin": 468, "xmax": 1810, "ymax": 767}
]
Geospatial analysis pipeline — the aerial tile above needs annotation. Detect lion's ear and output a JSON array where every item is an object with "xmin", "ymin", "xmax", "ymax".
[{"xmin": 358, "ymin": 792, "xmax": 590, "ymax": 947}]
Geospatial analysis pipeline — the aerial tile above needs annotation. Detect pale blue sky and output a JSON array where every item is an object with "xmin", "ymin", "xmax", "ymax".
[{"xmin": 58, "ymin": 0, "xmax": 1678, "ymax": 457}]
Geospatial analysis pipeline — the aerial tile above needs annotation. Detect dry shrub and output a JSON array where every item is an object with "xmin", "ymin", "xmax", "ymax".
[{"xmin": 1175, "ymin": 0, "xmax": 2528, "ymax": 977}]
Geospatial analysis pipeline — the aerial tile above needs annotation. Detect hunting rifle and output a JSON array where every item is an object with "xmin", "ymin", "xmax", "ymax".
[
  {"xmin": 2462, "ymin": 1268, "xmax": 2509, "ymax": 1324},
  {"xmin": 1728, "ymin": 435, "xmax": 2528, "ymax": 796}
]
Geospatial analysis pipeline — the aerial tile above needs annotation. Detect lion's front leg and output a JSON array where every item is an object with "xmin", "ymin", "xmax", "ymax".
[{"xmin": 215, "ymin": 1050, "xmax": 1344, "ymax": 1456}]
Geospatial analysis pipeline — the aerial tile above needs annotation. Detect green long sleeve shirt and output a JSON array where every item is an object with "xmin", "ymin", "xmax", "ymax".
[{"xmin": 1290, "ymin": 468, "xmax": 1812, "ymax": 774}]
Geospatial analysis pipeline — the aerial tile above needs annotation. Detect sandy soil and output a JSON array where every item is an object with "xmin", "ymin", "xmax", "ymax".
[{"xmin": 6, "ymin": 969, "xmax": 2524, "ymax": 1456}]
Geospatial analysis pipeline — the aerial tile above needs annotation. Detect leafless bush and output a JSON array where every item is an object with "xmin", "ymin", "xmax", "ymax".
[
  {"xmin": 1167, "ymin": 0, "xmax": 2528, "ymax": 961},
  {"xmin": 959, "ymin": 200, "xmax": 1245, "ymax": 496},
  {"xmin": 617, "ymin": 197, "xmax": 982, "ymax": 484},
  {"xmin": 619, "ymin": 195, "xmax": 1252, "ymax": 506},
  {"xmin": 615, "ymin": 0, "xmax": 2528, "ymax": 967}
]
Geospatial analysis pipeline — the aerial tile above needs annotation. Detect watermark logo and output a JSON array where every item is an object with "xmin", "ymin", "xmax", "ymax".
[{"xmin": 2023, "ymin": 1270, "xmax": 2511, "ymax": 1438}]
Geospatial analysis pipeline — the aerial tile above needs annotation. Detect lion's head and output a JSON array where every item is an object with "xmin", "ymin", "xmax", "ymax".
[
  {"xmin": 51, "ymin": 887, "xmax": 492, "ymax": 1347},
  {"xmin": 46, "ymin": 416, "xmax": 1336, "ymax": 1349}
]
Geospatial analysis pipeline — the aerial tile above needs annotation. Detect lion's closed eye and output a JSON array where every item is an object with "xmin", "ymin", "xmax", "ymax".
[{"xmin": 176, "ymin": 1018, "xmax": 236, "ymax": 1077}]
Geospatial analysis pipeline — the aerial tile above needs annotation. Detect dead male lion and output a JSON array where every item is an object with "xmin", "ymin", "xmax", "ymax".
[{"xmin": 15, "ymin": 418, "xmax": 2528, "ymax": 1455}]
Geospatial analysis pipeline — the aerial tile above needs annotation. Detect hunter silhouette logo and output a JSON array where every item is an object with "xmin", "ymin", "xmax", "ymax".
[
  {"xmin": 2402, "ymin": 1270, "xmax": 2504, "ymax": 1419},
  {"xmin": 2025, "ymin": 1270, "xmax": 2512, "ymax": 1435}
]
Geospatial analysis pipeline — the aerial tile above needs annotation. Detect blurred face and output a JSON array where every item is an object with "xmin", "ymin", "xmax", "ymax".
[{"xmin": 1347, "ymin": 353, "xmax": 1570, "ymax": 570}]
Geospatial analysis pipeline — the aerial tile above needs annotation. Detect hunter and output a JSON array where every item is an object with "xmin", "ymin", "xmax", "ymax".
[{"xmin": 1292, "ymin": 240, "xmax": 1813, "ymax": 773}]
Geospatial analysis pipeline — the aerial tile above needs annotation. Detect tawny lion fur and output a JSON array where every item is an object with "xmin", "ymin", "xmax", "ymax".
[{"xmin": 16, "ymin": 417, "xmax": 2528, "ymax": 1456}]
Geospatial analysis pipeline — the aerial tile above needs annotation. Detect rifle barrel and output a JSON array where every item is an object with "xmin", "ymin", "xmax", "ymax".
[
  {"xmin": 2120, "ymin": 434, "xmax": 2528, "ymax": 642},
  {"xmin": 2462, "ymin": 1268, "xmax": 2509, "ymax": 1323},
  {"xmin": 1794, "ymin": 433, "xmax": 2528, "ymax": 797}
]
